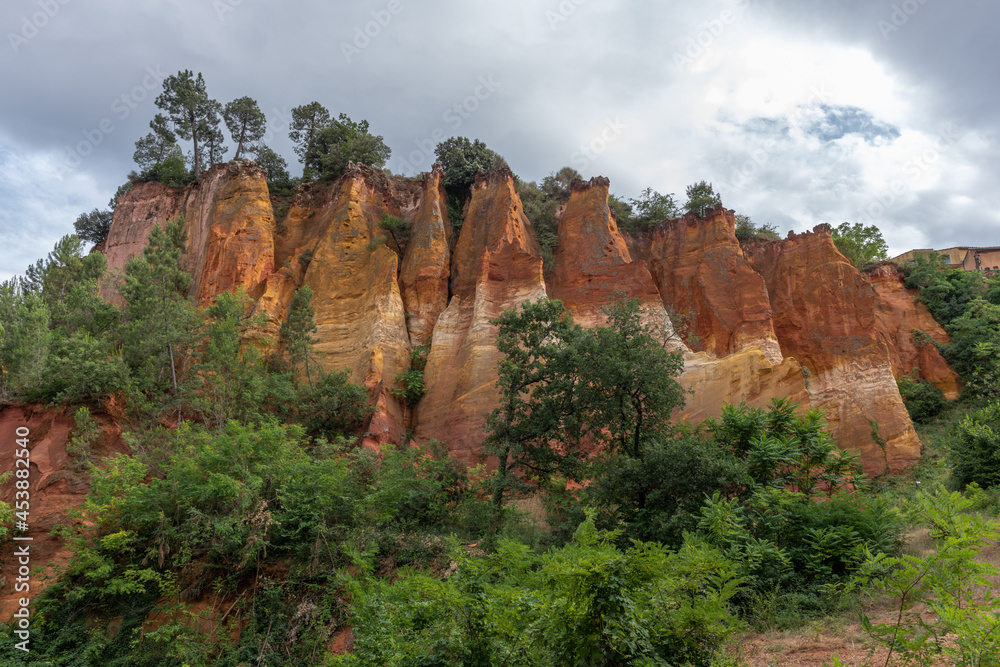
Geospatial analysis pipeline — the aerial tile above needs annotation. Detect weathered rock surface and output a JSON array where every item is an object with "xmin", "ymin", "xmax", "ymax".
[
  {"xmin": 414, "ymin": 169, "xmax": 547, "ymax": 465},
  {"xmin": 296, "ymin": 165, "xmax": 411, "ymax": 447},
  {"xmin": 867, "ymin": 263, "xmax": 960, "ymax": 400},
  {"xmin": 99, "ymin": 162, "xmax": 275, "ymax": 306},
  {"xmin": 548, "ymin": 177, "xmax": 667, "ymax": 331},
  {"xmin": 747, "ymin": 226, "xmax": 922, "ymax": 473},
  {"xmin": 399, "ymin": 166, "xmax": 451, "ymax": 348},
  {"xmin": 0, "ymin": 405, "xmax": 127, "ymax": 621},
  {"xmin": 648, "ymin": 207, "xmax": 782, "ymax": 363}
]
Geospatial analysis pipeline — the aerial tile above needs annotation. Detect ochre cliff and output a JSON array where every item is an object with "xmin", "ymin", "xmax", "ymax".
[
  {"xmin": 547, "ymin": 177, "xmax": 666, "ymax": 331},
  {"xmin": 867, "ymin": 263, "xmax": 960, "ymax": 400},
  {"xmin": 99, "ymin": 164, "xmax": 955, "ymax": 473},
  {"xmin": 0, "ymin": 406, "xmax": 128, "ymax": 619},
  {"xmin": 399, "ymin": 166, "xmax": 451, "ymax": 348},
  {"xmin": 746, "ymin": 226, "xmax": 922, "ymax": 472},
  {"xmin": 99, "ymin": 162, "xmax": 275, "ymax": 305},
  {"xmin": 647, "ymin": 207, "xmax": 783, "ymax": 364},
  {"xmin": 414, "ymin": 169, "xmax": 547, "ymax": 465}
]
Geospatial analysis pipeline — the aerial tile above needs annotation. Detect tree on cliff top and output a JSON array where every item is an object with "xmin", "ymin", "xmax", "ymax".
[
  {"xmin": 307, "ymin": 114, "xmax": 391, "ymax": 180},
  {"xmin": 73, "ymin": 209, "xmax": 113, "ymax": 246},
  {"xmin": 831, "ymin": 221, "xmax": 888, "ymax": 268},
  {"xmin": 155, "ymin": 70, "xmax": 219, "ymax": 180},
  {"xmin": 289, "ymin": 101, "xmax": 331, "ymax": 179},
  {"xmin": 683, "ymin": 180, "xmax": 722, "ymax": 217},
  {"xmin": 223, "ymin": 96, "xmax": 266, "ymax": 161},
  {"xmin": 435, "ymin": 136, "xmax": 508, "ymax": 195}
]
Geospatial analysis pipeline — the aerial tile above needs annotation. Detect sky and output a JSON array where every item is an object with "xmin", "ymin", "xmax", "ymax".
[{"xmin": 1, "ymin": 0, "xmax": 998, "ymax": 280}]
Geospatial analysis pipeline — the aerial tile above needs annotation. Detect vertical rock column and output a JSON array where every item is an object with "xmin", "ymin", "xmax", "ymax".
[
  {"xmin": 400, "ymin": 166, "xmax": 452, "ymax": 348},
  {"xmin": 647, "ymin": 206, "xmax": 782, "ymax": 363},
  {"xmin": 414, "ymin": 169, "xmax": 547, "ymax": 465}
]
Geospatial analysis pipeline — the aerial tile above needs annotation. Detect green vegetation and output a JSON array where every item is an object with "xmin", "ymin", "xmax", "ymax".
[
  {"xmin": 683, "ymin": 180, "xmax": 722, "ymax": 217},
  {"xmin": 435, "ymin": 136, "xmax": 508, "ymax": 194},
  {"xmin": 831, "ymin": 221, "xmax": 889, "ymax": 268},
  {"xmin": 154, "ymin": 70, "xmax": 219, "ymax": 180},
  {"xmin": 222, "ymin": 96, "xmax": 266, "ymax": 161},
  {"xmin": 734, "ymin": 212, "xmax": 779, "ymax": 243}
]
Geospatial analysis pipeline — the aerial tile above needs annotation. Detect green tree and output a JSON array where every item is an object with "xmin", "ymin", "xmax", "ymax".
[
  {"xmin": 222, "ymin": 96, "xmax": 266, "ymax": 160},
  {"xmin": 133, "ymin": 113, "xmax": 182, "ymax": 176},
  {"xmin": 629, "ymin": 187, "xmax": 680, "ymax": 227},
  {"xmin": 684, "ymin": 180, "xmax": 722, "ymax": 217},
  {"xmin": 73, "ymin": 208, "xmax": 114, "ymax": 245},
  {"xmin": 154, "ymin": 70, "xmax": 217, "ymax": 179},
  {"xmin": 434, "ymin": 136, "xmax": 507, "ymax": 194},
  {"xmin": 119, "ymin": 217, "xmax": 200, "ymax": 409},
  {"xmin": 952, "ymin": 402, "xmax": 1000, "ymax": 489},
  {"xmin": 252, "ymin": 145, "xmax": 290, "ymax": 183},
  {"xmin": 577, "ymin": 296, "xmax": 686, "ymax": 459},
  {"xmin": 831, "ymin": 222, "xmax": 888, "ymax": 268},
  {"xmin": 280, "ymin": 286, "xmax": 319, "ymax": 389},
  {"xmin": 289, "ymin": 101, "xmax": 331, "ymax": 179},
  {"xmin": 308, "ymin": 114, "xmax": 391, "ymax": 180},
  {"xmin": 199, "ymin": 101, "xmax": 228, "ymax": 168},
  {"xmin": 484, "ymin": 299, "xmax": 587, "ymax": 541},
  {"xmin": 734, "ymin": 213, "xmax": 779, "ymax": 243}
]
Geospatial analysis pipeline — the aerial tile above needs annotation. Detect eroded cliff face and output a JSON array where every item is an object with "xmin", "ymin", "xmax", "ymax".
[
  {"xmin": 414, "ymin": 169, "xmax": 547, "ymax": 465},
  {"xmin": 747, "ymin": 226, "xmax": 922, "ymax": 472},
  {"xmin": 647, "ymin": 207, "xmax": 783, "ymax": 364},
  {"xmin": 867, "ymin": 263, "xmax": 960, "ymax": 400},
  {"xmin": 100, "ymin": 164, "xmax": 950, "ymax": 472},
  {"xmin": 547, "ymin": 177, "xmax": 666, "ymax": 330},
  {"xmin": 0, "ymin": 406, "xmax": 127, "ymax": 619}
]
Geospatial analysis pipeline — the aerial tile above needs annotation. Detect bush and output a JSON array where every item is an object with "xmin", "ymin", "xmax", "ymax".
[
  {"xmin": 897, "ymin": 373, "xmax": 946, "ymax": 424},
  {"xmin": 952, "ymin": 401, "xmax": 1000, "ymax": 489}
]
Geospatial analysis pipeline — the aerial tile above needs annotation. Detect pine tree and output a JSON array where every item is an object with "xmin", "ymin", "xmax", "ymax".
[
  {"xmin": 223, "ymin": 96, "xmax": 266, "ymax": 160},
  {"xmin": 155, "ymin": 70, "xmax": 218, "ymax": 179},
  {"xmin": 280, "ymin": 286, "xmax": 319, "ymax": 389}
]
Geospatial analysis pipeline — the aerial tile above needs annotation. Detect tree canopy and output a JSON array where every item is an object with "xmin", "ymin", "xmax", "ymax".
[
  {"xmin": 222, "ymin": 96, "xmax": 266, "ymax": 161},
  {"xmin": 154, "ymin": 70, "xmax": 219, "ymax": 179},
  {"xmin": 831, "ymin": 221, "xmax": 889, "ymax": 268}
]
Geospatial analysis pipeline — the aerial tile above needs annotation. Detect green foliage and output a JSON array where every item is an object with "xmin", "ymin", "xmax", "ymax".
[
  {"xmin": 222, "ymin": 95, "xmax": 266, "ymax": 160},
  {"xmin": 253, "ymin": 144, "xmax": 294, "ymax": 192},
  {"xmin": 378, "ymin": 212, "xmax": 412, "ymax": 254},
  {"xmin": 293, "ymin": 370, "xmax": 373, "ymax": 441},
  {"xmin": 133, "ymin": 113, "xmax": 184, "ymax": 180},
  {"xmin": 831, "ymin": 222, "xmax": 888, "ymax": 268},
  {"xmin": 434, "ymin": 136, "xmax": 508, "ymax": 194},
  {"xmin": 576, "ymin": 296, "xmax": 685, "ymax": 458},
  {"xmin": 154, "ymin": 69, "xmax": 220, "ymax": 179},
  {"xmin": 392, "ymin": 346, "xmax": 428, "ymax": 406},
  {"xmin": 337, "ymin": 519, "xmax": 743, "ymax": 666},
  {"xmin": 683, "ymin": 180, "xmax": 722, "ymax": 217},
  {"xmin": 951, "ymin": 401, "xmax": 1000, "ymax": 489},
  {"xmin": 309, "ymin": 113, "xmax": 391, "ymax": 180},
  {"xmin": 280, "ymin": 285, "xmax": 320, "ymax": 389},
  {"xmin": 73, "ymin": 207, "xmax": 114, "ymax": 245},
  {"xmin": 67, "ymin": 406, "xmax": 101, "ymax": 469},
  {"xmin": 856, "ymin": 488, "xmax": 1000, "ymax": 666},
  {"xmin": 485, "ymin": 298, "xmax": 587, "ymax": 540},
  {"xmin": 897, "ymin": 372, "xmax": 946, "ymax": 424},
  {"xmin": 515, "ymin": 177, "xmax": 561, "ymax": 272},
  {"xmin": 628, "ymin": 187, "xmax": 679, "ymax": 228},
  {"xmin": 289, "ymin": 101, "xmax": 331, "ymax": 179},
  {"xmin": 734, "ymin": 213, "xmax": 779, "ymax": 243}
]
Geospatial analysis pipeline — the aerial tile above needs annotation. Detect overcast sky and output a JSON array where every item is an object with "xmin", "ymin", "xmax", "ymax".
[{"xmin": 1, "ymin": 0, "xmax": 997, "ymax": 280}]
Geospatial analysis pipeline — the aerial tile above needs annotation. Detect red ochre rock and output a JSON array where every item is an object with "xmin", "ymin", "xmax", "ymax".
[
  {"xmin": 867, "ymin": 262, "xmax": 960, "ymax": 400},
  {"xmin": 747, "ymin": 225, "xmax": 922, "ymax": 473},
  {"xmin": 414, "ymin": 169, "xmax": 547, "ymax": 465},
  {"xmin": 647, "ymin": 206, "xmax": 782, "ymax": 364}
]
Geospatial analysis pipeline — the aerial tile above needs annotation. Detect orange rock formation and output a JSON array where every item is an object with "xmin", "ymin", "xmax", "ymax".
[
  {"xmin": 867, "ymin": 262, "xmax": 960, "ymax": 400},
  {"xmin": 648, "ymin": 207, "xmax": 783, "ymax": 364},
  {"xmin": 747, "ymin": 226, "xmax": 922, "ymax": 472},
  {"xmin": 414, "ymin": 169, "xmax": 547, "ymax": 465}
]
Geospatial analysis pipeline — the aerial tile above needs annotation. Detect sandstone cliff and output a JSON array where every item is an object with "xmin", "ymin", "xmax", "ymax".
[
  {"xmin": 647, "ymin": 207, "xmax": 783, "ymax": 364},
  {"xmin": 413, "ymin": 169, "xmax": 547, "ymax": 465},
  {"xmin": 746, "ymin": 226, "xmax": 922, "ymax": 472},
  {"xmin": 867, "ymin": 262, "xmax": 960, "ymax": 400},
  {"xmin": 99, "ymin": 164, "xmax": 953, "ymax": 473}
]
